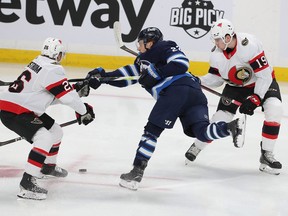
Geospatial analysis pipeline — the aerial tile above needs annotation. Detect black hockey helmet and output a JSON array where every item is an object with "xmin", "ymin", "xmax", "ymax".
[{"xmin": 138, "ymin": 27, "xmax": 163, "ymax": 44}]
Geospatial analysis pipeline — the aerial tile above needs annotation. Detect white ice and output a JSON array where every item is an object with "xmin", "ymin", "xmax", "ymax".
[{"xmin": 0, "ymin": 63, "xmax": 288, "ymax": 216}]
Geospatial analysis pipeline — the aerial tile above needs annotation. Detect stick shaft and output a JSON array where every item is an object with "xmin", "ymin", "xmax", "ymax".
[
  {"xmin": 0, "ymin": 119, "xmax": 78, "ymax": 146},
  {"xmin": 0, "ymin": 76, "xmax": 140, "ymax": 87},
  {"xmin": 200, "ymin": 85, "xmax": 242, "ymax": 106},
  {"xmin": 69, "ymin": 76, "xmax": 139, "ymax": 82}
]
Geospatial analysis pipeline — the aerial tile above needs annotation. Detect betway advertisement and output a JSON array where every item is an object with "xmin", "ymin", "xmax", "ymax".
[{"xmin": 0, "ymin": 0, "xmax": 286, "ymax": 67}]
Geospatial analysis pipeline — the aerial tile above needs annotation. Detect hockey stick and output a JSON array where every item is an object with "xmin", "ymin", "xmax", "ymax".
[
  {"xmin": 0, "ymin": 76, "xmax": 140, "ymax": 87},
  {"xmin": 0, "ymin": 119, "xmax": 78, "ymax": 147},
  {"xmin": 0, "ymin": 78, "xmax": 83, "ymax": 86},
  {"xmin": 0, "ymin": 80, "xmax": 11, "ymax": 86},
  {"xmin": 68, "ymin": 76, "xmax": 140, "ymax": 83},
  {"xmin": 113, "ymin": 21, "xmax": 139, "ymax": 56}
]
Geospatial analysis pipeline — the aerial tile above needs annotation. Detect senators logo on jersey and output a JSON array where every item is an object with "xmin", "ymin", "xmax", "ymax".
[{"xmin": 225, "ymin": 66, "xmax": 253, "ymax": 86}]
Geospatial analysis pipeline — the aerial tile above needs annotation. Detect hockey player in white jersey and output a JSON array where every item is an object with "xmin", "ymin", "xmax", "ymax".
[
  {"xmin": 185, "ymin": 19, "xmax": 282, "ymax": 175},
  {"xmin": 0, "ymin": 37, "xmax": 95, "ymax": 200}
]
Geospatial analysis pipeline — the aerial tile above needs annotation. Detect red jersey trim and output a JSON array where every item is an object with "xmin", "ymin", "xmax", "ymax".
[
  {"xmin": 0, "ymin": 100, "xmax": 32, "ymax": 114},
  {"xmin": 46, "ymin": 79, "xmax": 67, "ymax": 91},
  {"xmin": 46, "ymin": 78, "xmax": 72, "ymax": 99},
  {"xmin": 249, "ymin": 51, "xmax": 269, "ymax": 73},
  {"xmin": 223, "ymin": 39, "xmax": 237, "ymax": 59}
]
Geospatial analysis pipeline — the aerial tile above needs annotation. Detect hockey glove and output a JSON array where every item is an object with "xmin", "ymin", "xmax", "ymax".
[
  {"xmin": 138, "ymin": 62, "xmax": 162, "ymax": 89},
  {"xmin": 75, "ymin": 103, "xmax": 95, "ymax": 125},
  {"xmin": 86, "ymin": 67, "xmax": 106, "ymax": 79},
  {"xmin": 86, "ymin": 67, "xmax": 106, "ymax": 89},
  {"xmin": 73, "ymin": 80, "xmax": 90, "ymax": 97},
  {"xmin": 239, "ymin": 94, "xmax": 261, "ymax": 115},
  {"xmin": 88, "ymin": 77, "xmax": 102, "ymax": 90}
]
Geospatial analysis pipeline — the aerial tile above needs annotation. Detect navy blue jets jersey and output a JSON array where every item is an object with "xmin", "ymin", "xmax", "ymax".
[{"xmin": 104, "ymin": 40, "xmax": 199, "ymax": 99}]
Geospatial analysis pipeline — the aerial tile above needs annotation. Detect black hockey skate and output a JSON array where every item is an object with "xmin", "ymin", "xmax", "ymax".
[
  {"xmin": 119, "ymin": 161, "xmax": 147, "ymax": 190},
  {"xmin": 185, "ymin": 143, "xmax": 201, "ymax": 165},
  {"xmin": 227, "ymin": 116, "xmax": 246, "ymax": 148},
  {"xmin": 41, "ymin": 164, "xmax": 68, "ymax": 178},
  {"xmin": 259, "ymin": 144, "xmax": 282, "ymax": 175},
  {"xmin": 17, "ymin": 172, "xmax": 48, "ymax": 200}
]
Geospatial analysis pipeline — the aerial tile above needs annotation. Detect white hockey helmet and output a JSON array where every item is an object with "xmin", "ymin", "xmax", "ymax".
[
  {"xmin": 41, "ymin": 37, "xmax": 66, "ymax": 63},
  {"xmin": 210, "ymin": 19, "xmax": 235, "ymax": 40}
]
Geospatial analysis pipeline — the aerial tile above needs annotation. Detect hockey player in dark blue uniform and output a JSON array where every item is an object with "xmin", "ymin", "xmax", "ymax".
[{"xmin": 85, "ymin": 27, "xmax": 245, "ymax": 190}]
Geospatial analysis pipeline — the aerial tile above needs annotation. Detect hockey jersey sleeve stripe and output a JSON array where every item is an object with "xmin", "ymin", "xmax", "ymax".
[
  {"xmin": 117, "ymin": 64, "xmax": 140, "ymax": 76},
  {"xmin": 129, "ymin": 64, "xmax": 140, "ymax": 76},
  {"xmin": 208, "ymin": 67, "xmax": 221, "ymax": 76},
  {"xmin": 171, "ymin": 58, "xmax": 190, "ymax": 68},
  {"xmin": 118, "ymin": 67, "xmax": 133, "ymax": 86},
  {"xmin": 46, "ymin": 78, "xmax": 73, "ymax": 99},
  {"xmin": 167, "ymin": 54, "xmax": 189, "ymax": 68},
  {"xmin": 104, "ymin": 64, "xmax": 139, "ymax": 87},
  {"xmin": 249, "ymin": 51, "xmax": 269, "ymax": 73},
  {"xmin": 0, "ymin": 100, "xmax": 31, "ymax": 114}
]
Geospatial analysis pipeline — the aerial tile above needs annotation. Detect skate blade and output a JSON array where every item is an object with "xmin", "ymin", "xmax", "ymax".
[
  {"xmin": 17, "ymin": 188, "xmax": 47, "ymax": 200},
  {"xmin": 234, "ymin": 116, "xmax": 246, "ymax": 148},
  {"xmin": 185, "ymin": 159, "xmax": 193, "ymax": 166},
  {"xmin": 119, "ymin": 179, "xmax": 139, "ymax": 191},
  {"xmin": 259, "ymin": 164, "xmax": 280, "ymax": 175},
  {"xmin": 41, "ymin": 173, "xmax": 67, "ymax": 178}
]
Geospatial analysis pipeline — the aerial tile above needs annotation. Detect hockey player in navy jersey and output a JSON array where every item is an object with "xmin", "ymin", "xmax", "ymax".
[
  {"xmin": 86, "ymin": 27, "xmax": 245, "ymax": 190},
  {"xmin": 0, "ymin": 38, "xmax": 95, "ymax": 200},
  {"xmin": 185, "ymin": 19, "xmax": 282, "ymax": 175}
]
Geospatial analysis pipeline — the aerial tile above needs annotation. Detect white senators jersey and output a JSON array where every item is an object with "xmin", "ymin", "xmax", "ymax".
[
  {"xmin": 201, "ymin": 33, "xmax": 274, "ymax": 99},
  {"xmin": 0, "ymin": 55, "xmax": 86, "ymax": 116}
]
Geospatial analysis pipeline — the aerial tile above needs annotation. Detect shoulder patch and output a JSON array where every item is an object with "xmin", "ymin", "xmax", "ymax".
[
  {"xmin": 241, "ymin": 37, "xmax": 249, "ymax": 46},
  {"xmin": 211, "ymin": 46, "xmax": 216, "ymax": 52}
]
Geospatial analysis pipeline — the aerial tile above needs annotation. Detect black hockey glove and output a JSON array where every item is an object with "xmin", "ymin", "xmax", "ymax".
[
  {"xmin": 75, "ymin": 103, "xmax": 95, "ymax": 125},
  {"xmin": 86, "ymin": 67, "xmax": 106, "ymax": 89},
  {"xmin": 239, "ymin": 94, "xmax": 261, "ymax": 115},
  {"xmin": 88, "ymin": 77, "xmax": 102, "ymax": 90},
  {"xmin": 86, "ymin": 67, "xmax": 106, "ymax": 79},
  {"xmin": 138, "ymin": 62, "xmax": 162, "ymax": 89},
  {"xmin": 73, "ymin": 80, "xmax": 90, "ymax": 97}
]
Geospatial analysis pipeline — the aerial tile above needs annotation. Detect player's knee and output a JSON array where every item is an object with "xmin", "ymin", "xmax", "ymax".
[
  {"xmin": 49, "ymin": 123, "xmax": 63, "ymax": 143},
  {"xmin": 32, "ymin": 127, "xmax": 53, "ymax": 152},
  {"xmin": 263, "ymin": 98, "xmax": 282, "ymax": 123}
]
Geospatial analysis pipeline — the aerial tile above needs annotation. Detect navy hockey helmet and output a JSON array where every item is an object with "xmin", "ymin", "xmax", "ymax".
[{"xmin": 138, "ymin": 27, "xmax": 163, "ymax": 44}]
